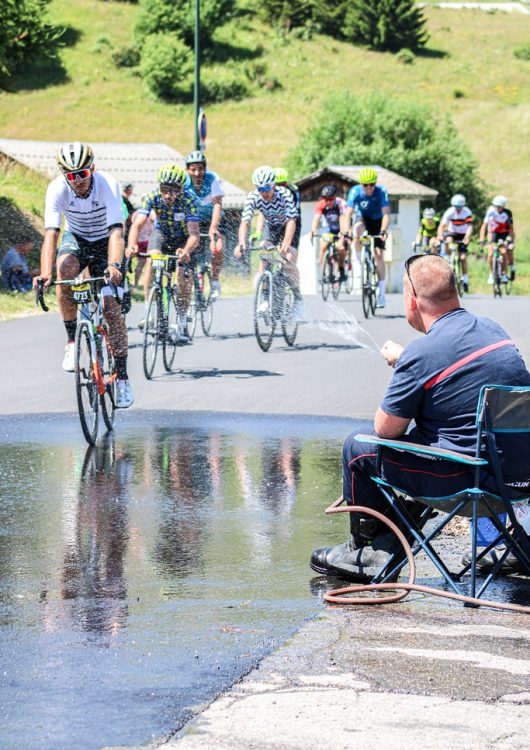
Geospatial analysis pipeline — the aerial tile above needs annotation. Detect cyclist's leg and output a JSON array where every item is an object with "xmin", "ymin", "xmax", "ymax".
[
  {"xmin": 56, "ymin": 232, "xmax": 84, "ymax": 369},
  {"xmin": 319, "ymin": 237, "xmax": 329, "ymax": 274},
  {"xmin": 352, "ymin": 219, "xmax": 365, "ymax": 272},
  {"xmin": 90, "ymin": 244, "xmax": 128, "ymax": 367},
  {"xmin": 210, "ymin": 218, "xmax": 225, "ymax": 287}
]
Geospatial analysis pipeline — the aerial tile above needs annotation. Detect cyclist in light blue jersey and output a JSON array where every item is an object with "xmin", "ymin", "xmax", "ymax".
[
  {"xmin": 185, "ymin": 150, "xmax": 225, "ymax": 299},
  {"xmin": 345, "ymin": 167, "xmax": 390, "ymax": 308}
]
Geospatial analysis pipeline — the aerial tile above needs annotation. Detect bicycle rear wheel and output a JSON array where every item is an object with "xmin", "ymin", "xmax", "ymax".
[
  {"xmin": 281, "ymin": 283, "xmax": 298, "ymax": 347},
  {"xmin": 361, "ymin": 256, "xmax": 372, "ymax": 319},
  {"xmin": 200, "ymin": 270, "xmax": 213, "ymax": 336},
  {"xmin": 98, "ymin": 326, "xmax": 116, "ymax": 431},
  {"xmin": 143, "ymin": 287, "xmax": 160, "ymax": 379},
  {"xmin": 75, "ymin": 320, "xmax": 99, "ymax": 445},
  {"xmin": 163, "ymin": 287, "xmax": 179, "ymax": 371},
  {"xmin": 254, "ymin": 274, "xmax": 275, "ymax": 352},
  {"xmin": 321, "ymin": 251, "xmax": 331, "ymax": 301}
]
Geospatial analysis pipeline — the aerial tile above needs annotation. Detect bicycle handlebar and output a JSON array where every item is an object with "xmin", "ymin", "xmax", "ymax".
[{"xmin": 35, "ymin": 279, "xmax": 49, "ymax": 312}]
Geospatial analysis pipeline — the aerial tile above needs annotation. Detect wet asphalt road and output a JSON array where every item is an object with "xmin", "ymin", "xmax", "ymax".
[{"xmin": 1, "ymin": 291, "xmax": 530, "ymax": 749}]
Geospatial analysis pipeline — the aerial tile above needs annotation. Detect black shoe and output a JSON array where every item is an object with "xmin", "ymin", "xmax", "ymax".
[
  {"xmin": 463, "ymin": 282, "xmax": 469, "ymax": 293},
  {"xmin": 461, "ymin": 546, "xmax": 529, "ymax": 575},
  {"xmin": 339, "ymin": 268, "xmax": 347, "ymax": 283},
  {"xmin": 511, "ymin": 269, "xmax": 516, "ymax": 281}
]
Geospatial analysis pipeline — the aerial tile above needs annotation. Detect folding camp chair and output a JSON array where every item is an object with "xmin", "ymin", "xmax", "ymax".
[{"xmin": 325, "ymin": 385, "xmax": 530, "ymax": 612}]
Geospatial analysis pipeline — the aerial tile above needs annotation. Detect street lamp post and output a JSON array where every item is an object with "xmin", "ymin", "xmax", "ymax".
[{"xmin": 194, "ymin": 0, "xmax": 200, "ymax": 150}]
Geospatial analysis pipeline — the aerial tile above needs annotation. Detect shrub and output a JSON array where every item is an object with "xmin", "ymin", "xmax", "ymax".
[
  {"xmin": 286, "ymin": 92, "xmax": 487, "ymax": 212},
  {"xmin": 93, "ymin": 36, "xmax": 113, "ymax": 53},
  {"xmin": 113, "ymin": 46, "xmax": 140, "ymax": 68},
  {"xmin": 201, "ymin": 67, "xmax": 249, "ymax": 103},
  {"xmin": 396, "ymin": 48, "xmax": 415, "ymax": 65},
  {"xmin": 136, "ymin": 0, "xmax": 235, "ymax": 50},
  {"xmin": 139, "ymin": 33, "xmax": 193, "ymax": 100},
  {"xmin": 514, "ymin": 44, "xmax": 530, "ymax": 61},
  {"xmin": 344, "ymin": 0, "xmax": 428, "ymax": 52},
  {"xmin": 453, "ymin": 88, "xmax": 465, "ymax": 99},
  {"xmin": 0, "ymin": 0, "xmax": 63, "ymax": 76}
]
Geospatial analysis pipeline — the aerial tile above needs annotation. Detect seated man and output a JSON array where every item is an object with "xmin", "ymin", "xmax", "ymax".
[
  {"xmin": 311, "ymin": 254, "xmax": 530, "ymax": 582},
  {"xmin": 2, "ymin": 238, "xmax": 36, "ymax": 292}
]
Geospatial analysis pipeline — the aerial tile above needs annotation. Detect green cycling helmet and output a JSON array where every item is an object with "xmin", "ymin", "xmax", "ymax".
[
  {"xmin": 158, "ymin": 163, "xmax": 186, "ymax": 186},
  {"xmin": 274, "ymin": 167, "xmax": 289, "ymax": 184},
  {"xmin": 358, "ymin": 167, "xmax": 378, "ymax": 185}
]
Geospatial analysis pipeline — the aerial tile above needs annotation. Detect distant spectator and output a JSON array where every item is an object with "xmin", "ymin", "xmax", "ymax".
[
  {"xmin": 2, "ymin": 238, "xmax": 37, "ymax": 292},
  {"xmin": 121, "ymin": 183, "xmax": 135, "ymax": 242}
]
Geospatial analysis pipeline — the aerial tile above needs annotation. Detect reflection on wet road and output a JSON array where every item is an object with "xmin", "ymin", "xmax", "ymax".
[{"xmin": 0, "ymin": 414, "xmax": 354, "ymax": 750}]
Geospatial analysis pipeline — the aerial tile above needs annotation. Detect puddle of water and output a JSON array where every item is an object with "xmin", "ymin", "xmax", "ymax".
[{"xmin": 0, "ymin": 415, "xmax": 357, "ymax": 750}]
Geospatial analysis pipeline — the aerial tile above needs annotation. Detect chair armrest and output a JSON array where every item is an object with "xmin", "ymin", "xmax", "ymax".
[{"xmin": 354, "ymin": 434, "xmax": 488, "ymax": 467}]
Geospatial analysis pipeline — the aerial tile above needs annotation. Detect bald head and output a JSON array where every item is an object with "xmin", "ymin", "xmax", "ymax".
[{"xmin": 405, "ymin": 254, "xmax": 459, "ymax": 314}]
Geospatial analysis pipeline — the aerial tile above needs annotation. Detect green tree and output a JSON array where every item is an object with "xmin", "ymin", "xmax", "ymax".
[
  {"xmin": 259, "ymin": 0, "xmax": 315, "ymax": 28},
  {"xmin": 286, "ymin": 93, "xmax": 487, "ymax": 212},
  {"xmin": 344, "ymin": 0, "xmax": 428, "ymax": 52},
  {"xmin": 136, "ymin": 0, "xmax": 235, "ymax": 50},
  {"xmin": 0, "ymin": 0, "xmax": 62, "ymax": 77},
  {"xmin": 139, "ymin": 33, "xmax": 193, "ymax": 100}
]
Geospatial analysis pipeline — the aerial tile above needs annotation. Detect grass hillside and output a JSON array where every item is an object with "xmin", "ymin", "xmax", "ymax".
[{"xmin": 0, "ymin": 0, "xmax": 529, "ymax": 295}]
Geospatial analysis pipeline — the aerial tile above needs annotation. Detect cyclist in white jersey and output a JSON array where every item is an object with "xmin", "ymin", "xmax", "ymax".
[
  {"xmin": 437, "ymin": 194, "xmax": 473, "ymax": 293},
  {"xmin": 234, "ymin": 165, "xmax": 304, "ymax": 321},
  {"xmin": 35, "ymin": 142, "xmax": 133, "ymax": 408}
]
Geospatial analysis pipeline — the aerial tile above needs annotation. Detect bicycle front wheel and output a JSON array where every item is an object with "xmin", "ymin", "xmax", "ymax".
[
  {"xmin": 321, "ymin": 251, "xmax": 331, "ymax": 301},
  {"xmin": 143, "ymin": 287, "xmax": 160, "ymax": 379},
  {"xmin": 163, "ymin": 287, "xmax": 178, "ymax": 371},
  {"xmin": 200, "ymin": 270, "xmax": 213, "ymax": 336},
  {"xmin": 254, "ymin": 274, "xmax": 275, "ymax": 352},
  {"xmin": 369, "ymin": 262, "xmax": 377, "ymax": 316},
  {"xmin": 361, "ymin": 256, "xmax": 372, "ymax": 319},
  {"xmin": 99, "ymin": 326, "xmax": 116, "ymax": 431},
  {"xmin": 281, "ymin": 284, "xmax": 298, "ymax": 347},
  {"xmin": 75, "ymin": 320, "xmax": 99, "ymax": 445}
]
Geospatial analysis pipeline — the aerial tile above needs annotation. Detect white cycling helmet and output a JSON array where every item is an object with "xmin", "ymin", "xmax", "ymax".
[
  {"xmin": 252, "ymin": 165, "xmax": 275, "ymax": 189},
  {"xmin": 423, "ymin": 207, "xmax": 436, "ymax": 219},
  {"xmin": 56, "ymin": 141, "xmax": 94, "ymax": 172},
  {"xmin": 450, "ymin": 194, "xmax": 466, "ymax": 208},
  {"xmin": 492, "ymin": 195, "xmax": 507, "ymax": 208}
]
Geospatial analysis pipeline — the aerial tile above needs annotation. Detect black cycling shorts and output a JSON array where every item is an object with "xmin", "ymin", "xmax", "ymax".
[
  {"xmin": 360, "ymin": 217, "xmax": 385, "ymax": 250},
  {"xmin": 58, "ymin": 231, "xmax": 110, "ymax": 276}
]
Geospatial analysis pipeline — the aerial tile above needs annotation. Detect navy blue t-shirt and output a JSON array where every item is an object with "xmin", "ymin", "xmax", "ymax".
[{"xmin": 381, "ymin": 308, "xmax": 530, "ymax": 453}]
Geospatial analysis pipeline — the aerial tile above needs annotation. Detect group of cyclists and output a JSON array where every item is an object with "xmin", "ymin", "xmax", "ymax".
[
  {"xmin": 413, "ymin": 195, "xmax": 516, "ymax": 289},
  {"xmin": 33, "ymin": 140, "xmax": 517, "ymax": 417}
]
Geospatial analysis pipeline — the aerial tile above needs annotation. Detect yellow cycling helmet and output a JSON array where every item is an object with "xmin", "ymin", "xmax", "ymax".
[
  {"xmin": 158, "ymin": 163, "xmax": 186, "ymax": 186},
  {"xmin": 274, "ymin": 167, "xmax": 289, "ymax": 184},
  {"xmin": 358, "ymin": 167, "xmax": 378, "ymax": 185}
]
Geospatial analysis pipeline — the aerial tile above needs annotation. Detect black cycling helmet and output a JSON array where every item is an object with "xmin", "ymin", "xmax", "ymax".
[
  {"xmin": 320, "ymin": 185, "xmax": 336, "ymax": 199},
  {"xmin": 185, "ymin": 150, "xmax": 207, "ymax": 167}
]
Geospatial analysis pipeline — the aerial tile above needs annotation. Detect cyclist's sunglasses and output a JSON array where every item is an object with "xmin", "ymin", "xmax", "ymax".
[
  {"xmin": 362, "ymin": 182, "xmax": 376, "ymax": 188},
  {"xmin": 160, "ymin": 184, "xmax": 182, "ymax": 194},
  {"xmin": 404, "ymin": 254, "xmax": 423, "ymax": 296},
  {"xmin": 257, "ymin": 184, "xmax": 274, "ymax": 193},
  {"xmin": 64, "ymin": 168, "xmax": 91, "ymax": 182}
]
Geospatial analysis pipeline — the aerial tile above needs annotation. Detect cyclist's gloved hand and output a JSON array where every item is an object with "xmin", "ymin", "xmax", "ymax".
[
  {"xmin": 34, "ymin": 274, "xmax": 51, "ymax": 290},
  {"xmin": 234, "ymin": 244, "xmax": 245, "ymax": 260},
  {"xmin": 104, "ymin": 263, "xmax": 122, "ymax": 286},
  {"xmin": 125, "ymin": 244, "xmax": 138, "ymax": 257}
]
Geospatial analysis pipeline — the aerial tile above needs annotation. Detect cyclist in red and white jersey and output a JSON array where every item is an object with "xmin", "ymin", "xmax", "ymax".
[
  {"xmin": 479, "ymin": 195, "xmax": 516, "ymax": 283},
  {"xmin": 437, "ymin": 194, "xmax": 473, "ymax": 292},
  {"xmin": 310, "ymin": 185, "xmax": 349, "ymax": 281}
]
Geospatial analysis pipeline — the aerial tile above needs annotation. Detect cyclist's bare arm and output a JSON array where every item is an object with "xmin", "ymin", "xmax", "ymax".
[
  {"xmin": 479, "ymin": 221, "xmax": 487, "ymax": 244},
  {"xmin": 254, "ymin": 213, "xmax": 265, "ymax": 238},
  {"xmin": 235, "ymin": 220, "xmax": 251, "ymax": 258},
  {"xmin": 36, "ymin": 228, "xmax": 60, "ymax": 288},
  {"xmin": 281, "ymin": 218, "xmax": 296, "ymax": 253},
  {"xmin": 210, "ymin": 198, "xmax": 222, "ymax": 241},
  {"xmin": 381, "ymin": 206, "xmax": 390, "ymax": 234},
  {"xmin": 105, "ymin": 226, "xmax": 125, "ymax": 285},
  {"xmin": 126, "ymin": 212, "xmax": 148, "ymax": 255},
  {"xmin": 310, "ymin": 214, "xmax": 320, "ymax": 239}
]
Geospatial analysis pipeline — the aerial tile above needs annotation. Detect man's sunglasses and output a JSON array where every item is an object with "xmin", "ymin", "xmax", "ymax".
[
  {"xmin": 160, "ymin": 184, "xmax": 182, "ymax": 194},
  {"xmin": 405, "ymin": 254, "xmax": 424, "ymax": 296},
  {"xmin": 257, "ymin": 184, "xmax": 274, "ymax": 193},
  {"xmin": 65, "ymin": 168, "xmax": 91, "ymax": 182},
  {"xmin": 363, "ymin": 183, "xmax": 376, "ymax": 188}
]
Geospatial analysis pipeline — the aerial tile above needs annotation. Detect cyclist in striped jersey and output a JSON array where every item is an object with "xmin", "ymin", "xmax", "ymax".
[
  {"xmin": 234, "ymin": 166, "xmax": 304, "ymax": 321},
  {"xmin": 36, "ymin": 142, "xmax": 133, "ymax": 408}
]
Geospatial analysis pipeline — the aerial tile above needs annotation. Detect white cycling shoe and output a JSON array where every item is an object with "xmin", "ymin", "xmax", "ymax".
[
  {"xmin": 210, "ymin": 280, "xmax": 221, "ymax": 300},
  {"xmin": 290, "ymin": 299, "xmax": 305, "ymax": 322},
  {"xmin": 62, "ymin": 341, "xmax": 75, "ymax": 372},
  {"xmin": 376, "ymin": 293, "xmax": 386, "ymax": 309},
  {"xmin": 116, "ymin": 379, "xmax": 134, "ymax": 409}
]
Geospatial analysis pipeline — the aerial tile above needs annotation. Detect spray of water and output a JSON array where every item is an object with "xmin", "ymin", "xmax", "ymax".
[{"xmin": 311, "ymin": 300, "xmax": 381, "ymax": 354}]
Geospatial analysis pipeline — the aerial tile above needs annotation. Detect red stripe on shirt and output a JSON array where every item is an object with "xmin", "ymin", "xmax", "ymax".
[{"xmin": 423, "ymin": 339, "xmax": 513, "ymax": 390}]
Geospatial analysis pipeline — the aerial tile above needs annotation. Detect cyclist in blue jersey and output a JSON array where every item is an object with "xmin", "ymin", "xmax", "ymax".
[
  {"xmin": 345, "ymin": 167, "xmax": 390, "ymax": 308},
  {"xmin": 127, "ymin": 164, "xmax": 199, "ymax": 343},
  {"xmin": 184, "ymin": 150, "xmax": 225, "ymax": 299}
]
